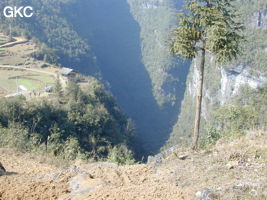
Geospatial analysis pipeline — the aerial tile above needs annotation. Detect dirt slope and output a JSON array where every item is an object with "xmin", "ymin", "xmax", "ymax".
[
  {"xmin": 0, "ymin": 131, "xmax": 266, "ymax": 200},
  {"xmin": 0, "ymin": 149, "xmax": 71, "ymax": 200}
]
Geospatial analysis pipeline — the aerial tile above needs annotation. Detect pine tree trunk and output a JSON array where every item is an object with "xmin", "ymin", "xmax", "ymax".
[{"xmin": 192, "ymin": 48, "xmax": 206, "ymax": 150}]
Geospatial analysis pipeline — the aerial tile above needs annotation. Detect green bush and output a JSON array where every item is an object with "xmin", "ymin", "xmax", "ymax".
[
  {"xmin": 108, "ymin": 144, "xmax": 136, "ymax": 165},
  {"xmin": 200, "ymin": 104, "xmax": 259, "ymax": 147},
  {"xmin": 215, "ymin": 105, "xmax": 258, "ymax": 132},
  {"xmin": 200, "ymin": 126, "xmax": 222, "ymax": 147},
  {"xmin": 0, "ymin": 123, "xmax": 31, "ymax": 151}
]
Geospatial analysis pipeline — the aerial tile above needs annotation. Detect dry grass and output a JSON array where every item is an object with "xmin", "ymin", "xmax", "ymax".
[
  {"xmin": 0, "ymin": 132, "xmax": 266, "ymax": 200},
  {"xmin": 162, "ymin": 130, "xmax": 267, "ymax": 199}
]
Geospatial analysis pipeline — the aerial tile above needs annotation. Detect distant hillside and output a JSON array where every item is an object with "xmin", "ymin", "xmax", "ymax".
[
  {"xmin": 0, "ymin": 0, "xmax": 99, "ymax": 75},
  {"xmin": 127, "ymin": 0, "xmax": 186, "ymax": 106}
]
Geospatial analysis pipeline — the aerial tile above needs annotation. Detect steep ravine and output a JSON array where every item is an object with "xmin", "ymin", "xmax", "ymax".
[
  {"xmin": 62, "ymin": 0, "xmax": 189, "ymax": 154},
  {"xmin": 0, "ymin": 0, "xmax": 189, "ymax": 155}
]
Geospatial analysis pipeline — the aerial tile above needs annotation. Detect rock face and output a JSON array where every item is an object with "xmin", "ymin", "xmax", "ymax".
[
  {"xmin": 0, "ymin": 162, "xmax": 6, "ymax": 175},
  {"xmin": 220, "ymin": 65, "xmax": 267, "ymax": 104},
  {"xmin": 252, "ymin": 9, "xmax": 267, "ymax": 28}
]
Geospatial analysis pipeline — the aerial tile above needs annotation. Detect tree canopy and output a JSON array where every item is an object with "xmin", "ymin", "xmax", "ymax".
[{"xmin": 170, "ymin": 0, "xmax": 244, "ymax": 63}]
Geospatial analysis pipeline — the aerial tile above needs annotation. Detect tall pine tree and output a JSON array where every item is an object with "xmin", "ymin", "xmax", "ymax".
[{"xmin": 170, "ymin": 0, "xmax": 244, "ymax": 149}]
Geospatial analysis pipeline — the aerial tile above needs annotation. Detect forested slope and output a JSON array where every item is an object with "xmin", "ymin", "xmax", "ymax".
[
  {"xmin": 127, "ymin": 0, "xmax": 186, "ymax": 106},
  {"xmin": 0, "ymin": 78, "xmax": 136, "ymax": 164},
  {"xmin": 0, "ymin": 0, "xmax": 99, "ymax": 74}
]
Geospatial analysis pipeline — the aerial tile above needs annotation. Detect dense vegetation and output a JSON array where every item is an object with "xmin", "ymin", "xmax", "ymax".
[
  {"xmin": 201, "ymin": 83, "xmax": 267, "ymax": 147},
  {"xmin": 127, "ymin": 0, "xmax": 185, "ymax": 107},
  {"xmin": 166, "ymin": 0, "xmax": 267, "ymax": 149},
  {"xmin": 235, "ymin": 1, "xmax": 267, "ymax": 76},
  {"xmin": 0, "ymin": 0, "xmax": 98, "ymax": 73},
  {"xmin": 0, "ymin": 79, "xmax": 136, "ymax": 165}
]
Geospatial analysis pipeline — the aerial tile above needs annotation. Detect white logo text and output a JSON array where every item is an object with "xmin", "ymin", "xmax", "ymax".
[{"xmin": 3, "ymin": 6, "xmax": 33, "ymax": 18}]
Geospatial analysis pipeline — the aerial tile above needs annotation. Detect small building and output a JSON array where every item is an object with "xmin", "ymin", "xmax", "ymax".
[{"xmin": 59, "ymin": 67, "xmax": 76, "ymax": 77}]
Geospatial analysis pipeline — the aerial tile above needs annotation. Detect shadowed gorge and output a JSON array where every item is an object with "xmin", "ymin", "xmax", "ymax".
[
  {"xmin": 63, "ymin": 0, "xmax": 182, "ymax": 154},
  {"xmin": 0, "ymin": 0, "xmax": 190, "ymax": 156}
]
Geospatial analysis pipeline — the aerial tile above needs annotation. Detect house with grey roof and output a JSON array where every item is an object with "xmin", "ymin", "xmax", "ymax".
[{"xmin": 59, "ymin": 67, "xmax": 76, "ymax": 77}]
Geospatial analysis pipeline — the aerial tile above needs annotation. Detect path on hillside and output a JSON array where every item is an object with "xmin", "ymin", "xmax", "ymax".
[
  {"xmin": 0, "ymin": 36, "xmax": 28, "ymax": 49},
  {"xmin": 0, "ymin": 65, "xmax": 56, "ymax": 76}
]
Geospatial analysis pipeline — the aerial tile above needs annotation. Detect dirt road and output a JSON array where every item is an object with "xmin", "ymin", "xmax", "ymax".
[{"xmin": 0, "ymin": 36, "xmax": 28, "ymax": 49}]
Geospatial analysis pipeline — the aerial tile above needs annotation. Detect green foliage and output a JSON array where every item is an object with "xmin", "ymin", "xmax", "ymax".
[
  {"xmin": 230, "ymin": 0, "xmax": 267, "ymax": 75},
  {"xmin": 0, "ymin": 79, "xmax": 136, "ymax": 164},
  {"xmin": 200, "ymin": 83, "xmax": 267, "ymax": 147},
  {"xmin": 54, "ymin": 76, "xmax": 63, "ymax": 98},
  {"xmin": 0, "ymin": 0, "xmax": 94, "ymax": 65},
  {"xmin": 170, "ymin": 0, "xmax": 244, "ymax": 63},
  {"xmin": 31, "ymin": 43, "xmax": 59, "ymax": 64},
  {"xmin": 127, "ymin": 0, "xmax": 180, "ymax": 106},
  {"xmin": 232, "ymin": 84, "xmax": 267, "ymax": 128},
  {"xmin": 215, "ymin": 105, "xmax": 258, "ymax": 132},
  {"xmin": 107, "ymin": 144, "xmax": 136, "ymax": 165},
  {"xmin": 0, "ymin": 123, "xmax": 32, "ymax": 151},
  {"xmin": 62, "ymin": 137, "xmax": 81, "ymax": 161},
  {"xmin": 205, "ymin": 126, "xmax": 221, "ymax": 144},
  {"xmin": 199, "ymin": 126, "xmax": 222, "ymax": 147}
]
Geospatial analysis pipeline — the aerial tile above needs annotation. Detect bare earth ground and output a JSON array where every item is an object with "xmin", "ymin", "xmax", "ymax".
[{"xmin": 0, "ymin": 131, "xmax": 266, "ymax": 200}]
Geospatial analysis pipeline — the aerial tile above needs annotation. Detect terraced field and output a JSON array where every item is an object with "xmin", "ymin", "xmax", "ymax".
[
  {"xmin": 0, "ymin": 68, "xmax": 55, "ymax": 96},
  {"xmin": 0, "ymin": 33, "xmax": 58, "ymax": 97}
]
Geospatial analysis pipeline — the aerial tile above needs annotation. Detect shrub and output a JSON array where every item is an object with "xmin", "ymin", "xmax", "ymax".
[
  {"xmin": 107, "ymin": 144, "xmax": 136, "ymax": 165},
  {"xmin": 0, "ymin": 123, "xmax": 31, "ymax": 151}
]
